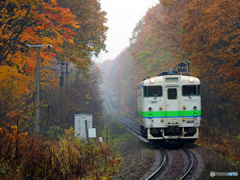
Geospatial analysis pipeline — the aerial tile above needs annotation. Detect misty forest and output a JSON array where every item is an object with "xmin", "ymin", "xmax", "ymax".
[{"xmin": 0, "ymin": 0, "xmax": 239, "ymax": 179}]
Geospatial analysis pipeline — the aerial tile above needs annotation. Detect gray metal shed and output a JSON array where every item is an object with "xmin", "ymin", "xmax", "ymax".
[{"xmin": 74, "ymin": 114, "xmax": 93, "ymax": 139}]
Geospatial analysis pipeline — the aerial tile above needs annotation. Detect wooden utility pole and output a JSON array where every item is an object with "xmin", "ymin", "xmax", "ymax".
[{"xmin": 85, "ymin": 120, "xmax": 89, "ymax": 142}]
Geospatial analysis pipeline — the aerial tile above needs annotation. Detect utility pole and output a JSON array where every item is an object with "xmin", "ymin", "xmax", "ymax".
[
  {"xmin": 26, "ymin": 43, "xmax": 52, "ymax": 136},
  {"xmin": 66, "ymin": 61, "xmax": 69, "ymax": 86},
  {"xmin": 60, "ymin": 56, "xmax": 65, "ymax": 89},
  {"xmin": 57, "ymin": 55, "xmax": 69, "ymax": 88}
]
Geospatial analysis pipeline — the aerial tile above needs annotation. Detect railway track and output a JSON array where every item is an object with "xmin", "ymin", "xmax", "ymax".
[
  {"xmin": 179, "ymin": 147, "xmax": 194, "ymax": 180},
  {"xmin": 104, "ymin": 96, "xmax": 195, "ymax": 180}
]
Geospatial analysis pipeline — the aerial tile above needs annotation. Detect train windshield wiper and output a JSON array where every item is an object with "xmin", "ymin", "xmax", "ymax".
[
  {"xmin": 153, "ymin": 92, "xmax": 160, "ymax": 100},
  {"xmin": 153, "ymin": 94, "xmax": 157, "ymax": 99}
]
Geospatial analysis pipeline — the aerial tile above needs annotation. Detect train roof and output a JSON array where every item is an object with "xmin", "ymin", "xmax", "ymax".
[{"xmin": 137, "ymin": 74, "xmax": 200, "ymax": 87}]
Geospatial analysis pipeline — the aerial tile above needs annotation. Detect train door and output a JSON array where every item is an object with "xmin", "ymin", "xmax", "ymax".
[{"xmin": 165, "ymin": 87, "xmax": 179, "ymax": 124}]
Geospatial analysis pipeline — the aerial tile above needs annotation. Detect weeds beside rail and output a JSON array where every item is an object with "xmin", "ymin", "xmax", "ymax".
[{"xmin": 0, "ymin": 124, "xmax": 120, "ymax": 180}]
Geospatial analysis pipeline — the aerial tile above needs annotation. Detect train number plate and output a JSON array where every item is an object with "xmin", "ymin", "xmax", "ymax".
[{"xmin": 186, "ymin": 118, "xmax": 194, "ymax": 123}]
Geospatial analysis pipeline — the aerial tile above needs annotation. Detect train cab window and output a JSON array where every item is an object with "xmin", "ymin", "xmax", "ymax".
[
  {"xmin": 182, "ymin": 85, "xmax": 200, "ymax": 96},
  {"xmin": 168, "ymin": 88, "xmax": 177, "ymax": 99},
  {"xmin": 144, "ymin": 86, "xmax": 162, "ymax": 97}
]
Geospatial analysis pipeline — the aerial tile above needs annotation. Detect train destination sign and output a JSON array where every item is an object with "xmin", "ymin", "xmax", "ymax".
[{"xmin": 165, "ymin": 78, "xmax": 178, "ymax": 83}]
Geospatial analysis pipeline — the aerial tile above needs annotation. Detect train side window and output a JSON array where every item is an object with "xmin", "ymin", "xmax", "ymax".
[
  {"xmin": 168, "ymin": 88, "xmax": 177, "ymax": 99},
  {"xmin": 182, "ymin": 85, "xmax": 197, "ymax": 96},
  {"xmin": 144, "ymin": 86, "xmax": 148, "ymax": 97}
]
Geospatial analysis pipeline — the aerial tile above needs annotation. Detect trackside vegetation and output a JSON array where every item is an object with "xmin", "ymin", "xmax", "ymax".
[
  {"xmin": 0, "ymin": 0, "xmax": 113, "ymax": 178},
  {"xmin": 99, "ymin": 0, "xmax": 240, "ymax": 167},
  {"xmin": 0, "ymin": 123, "xmax": 121, "ymax": 179}
]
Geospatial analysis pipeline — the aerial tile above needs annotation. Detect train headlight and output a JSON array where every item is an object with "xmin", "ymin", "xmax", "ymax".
[
  {"xmin": 149, "ymin": 78, "xmax": 155, "ymax": 84},
  {"xmin": 189, "ymin": 77, "xmax": 194, "ymax": 83}
]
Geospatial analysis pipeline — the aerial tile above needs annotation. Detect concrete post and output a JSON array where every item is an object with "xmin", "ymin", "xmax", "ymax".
[{"xmin": 26, "ymin": 44, "xmax": 52, "ymax": 136}]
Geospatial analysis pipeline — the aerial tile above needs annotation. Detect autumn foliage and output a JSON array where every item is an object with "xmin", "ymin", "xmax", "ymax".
[
  {"xmin": 1, "ymin": 0, "xmax": 78, "ymax": 94},
  {"xmin": 0, "ymin": 0, "xmax": 108, "ymax": 97},
  {"xmin": 0, "ymin": 123, "xmax": 120, "ymax": 179},
  {"xmin": 103, "ymin": 0, "xmax": 240, "ymax": 165},
  {"xmin": 0, "ymin": 0, "xmax": 113, "ymax": 178},
  {"xmin": 0, "ymin": 0, "xmax": 108, "ymax": 127}
]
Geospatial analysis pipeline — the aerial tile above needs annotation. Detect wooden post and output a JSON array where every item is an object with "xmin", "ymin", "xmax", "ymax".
[{"xmin": 85, "ymin": 120, "xmax": 89, "ymax": 142}]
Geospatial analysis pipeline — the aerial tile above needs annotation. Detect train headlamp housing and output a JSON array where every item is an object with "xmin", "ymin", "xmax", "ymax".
[
  {"xmin": 149, "ymin": 78, "xmax": 155, "ymax": 84},
  {"xmin": 189, "ymin": 77, "xmax": 194, "ymax": 83}
]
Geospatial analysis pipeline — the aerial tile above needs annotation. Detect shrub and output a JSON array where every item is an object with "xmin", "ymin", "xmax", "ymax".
[{"xmin": 0, "ymin": 125, "xmax": 120, "ymax": 179}]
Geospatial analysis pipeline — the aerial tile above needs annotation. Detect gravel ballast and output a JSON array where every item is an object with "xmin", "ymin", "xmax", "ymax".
[
  {"xmin": 103, "ymin": 113, "xmax": 157, "ymax": 179},
  {"xmin": 103, "ymin": 112, "xmax": 239, "ymax": 179}
]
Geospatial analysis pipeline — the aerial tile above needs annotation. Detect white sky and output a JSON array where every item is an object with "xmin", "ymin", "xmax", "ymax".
[{"xmin": 94, "ymin": 0, "xmax": 159, "ymax": 63}]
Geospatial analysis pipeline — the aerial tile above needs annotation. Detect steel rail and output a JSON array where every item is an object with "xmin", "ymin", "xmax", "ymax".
[
  {"xmin": 145, "ymin": 145, "xmax": 167, "ymax": 180},
  {"xmin": 179, "ymin": 147, "xmax": 194, "ymax": 180},
  {"xmin": 105, "ymin": 96, "xmax": 139, "ymax": 126},
  {"xmin": 104, "ymin": 103, "xmax": 140, "ymax": 134},
  {"xmin": 105, "ymin": 96, "xmax": 195, "ymax": 180},
  {"xmin": 104, "ymin": 99, "xmax": 168, "ymax": 180},
  {"xmin": 113, "ymin": 111, "xmax": 140, "ymax": 126}
]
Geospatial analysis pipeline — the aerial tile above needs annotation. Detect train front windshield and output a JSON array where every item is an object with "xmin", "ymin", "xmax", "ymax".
[
  {"xmin": 144, "ymin": 86, "xmax": 162, "ymax": 97},
  {"xmin": 182, "ymin": 85, "xmax": 201, "ymax": 96}
]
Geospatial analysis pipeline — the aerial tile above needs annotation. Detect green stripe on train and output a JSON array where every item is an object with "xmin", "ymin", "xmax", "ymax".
[{"xmin": 138, "ymin": 110, "xmax": 201, "ymax": 117}]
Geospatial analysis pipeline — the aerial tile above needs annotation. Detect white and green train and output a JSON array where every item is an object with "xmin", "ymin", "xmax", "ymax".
[{"xmin": 137, "ymin": 67, "xmax": 201, "ymax": 143}]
